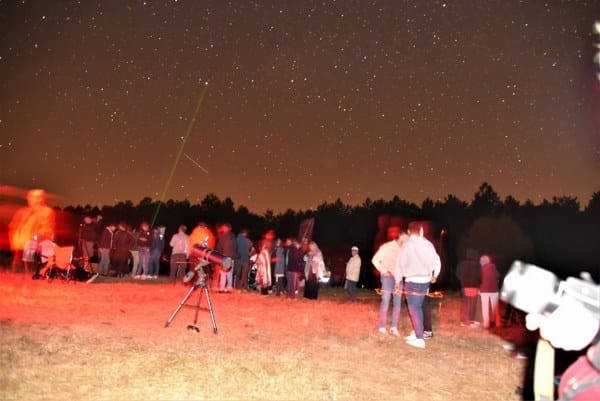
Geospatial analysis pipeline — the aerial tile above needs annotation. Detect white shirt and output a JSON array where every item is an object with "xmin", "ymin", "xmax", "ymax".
[
  {"xmin": 170, "ymin": 232, "xmax": 189, "ymax": 255},
  {"xmin": 395, "ymin": 234, "xmax": 441, "ymax": 283}
]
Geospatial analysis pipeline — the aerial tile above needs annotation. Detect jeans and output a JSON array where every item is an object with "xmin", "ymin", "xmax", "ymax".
[
  {"xmin": 149, "ymin": 249, "xmax": 161, "ymax": 276},
  {"xmin": 405, "ymin": 281, "xmax": 430, "ymax": 339},
  {"xmin": 346, "ymin": 280, "xmax": 358, "ymax": 302},
  {"xmin": 138, "ymin": 247, "xmax": 150, "ymax": 276},
  {"xmin": 480, "ymin": 292, "xmax": 499, "ymax": 328},
  {"xmin": 286, "ymin": 271, "xmax": 301, "ymax": 299},
  {"xmin": 379, "ymin": 274, "xmax": 401, "ymax": 329},
  {"xmin": 170, "ymin": 253, "xmax": 187, "ymax": 282},
  {"xmin": 98, "ymin": 248, "xmax": 110, "ymax": 275},
  {"xmin": 219, "ymin": 267, "xmax": 233, "ymax": 291}
]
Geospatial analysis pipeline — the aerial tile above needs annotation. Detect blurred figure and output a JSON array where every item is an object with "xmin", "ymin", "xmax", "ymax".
[
  {"xmin": 256, "ymin": 241, "xmax": 272, "ymax": 295},
  {"xmin": 97, "ymin": 223, "xmax": 116, "ymax": 276},
  {"xmin": 136, "ymin": 221, "xmax": 154, "ymax": 279},
  {"xmin": 303, "ymin": 241, "xmax": 325, "ymax": 300},
  {"xmin": 396, "ymin": 222, "xmax": 441, "ymax": 349},
  {"xmin": 479, "ymin": 254, "xmax": 500, "ymax": 329},
  {"xmin": 345, "ymin": 246, "xmax": 361, "ymax": 303},
  {"xmin": 216, "ymin": 223, "xmax": 239, "ymax": 293},
  {"xmin": 372, "ymin": 233, "xmax": 406, "ymax": 335},
  {"xmin": 273, "ymin": 238, "xmax": 286, "ymax": 296},
  {"xmin": 235, "ymin": 229, "xmax": 253, "ymax": 290},
  {"xmin": 8, "ymin": 189, "xmax": 56, "ymax": 272},
  {"xmin": 286, "ymin": 239, "xmax": 304, "ymax": 299},
  {"xmin": 169, "ymin": 225, "xmax": 189, "ymax": 283},
  {"xmin": 149, "ymin": 226, "xmax": 165, "ymax": 279},
  {"xmin": 457, "ymin": 248, "xmax": 482, "ymax": 326}
]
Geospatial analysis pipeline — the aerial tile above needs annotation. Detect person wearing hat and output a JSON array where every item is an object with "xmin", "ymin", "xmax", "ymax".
[{"xmin": 345, "ymin": 246, "xmax": 362, "ymax": 302}]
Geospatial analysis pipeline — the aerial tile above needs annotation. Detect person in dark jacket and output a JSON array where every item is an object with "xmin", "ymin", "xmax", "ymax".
[
  {"xmin": 457, "ymin": 248, "xmax": 481, "ymax": 326},
  {"xmin": 286, "ymin": 239, "xmax": 304, "ymax": 299},
  {"xmin": 136, "ymin": 221, "xmax": 154, "ymax": 279},
  {"xmin": 235, "ymin": 229, "xmax": 253, "ymax": 290},
  {"xmin": 79, "ymin": 215, "xmax": 102, "ymax": 261},
  {"xmin": 97, "ymin": 224, "xmax": 115, "ymax": 276},
  {"xmin": 148, "ymin": 226, "xmax": 165, "ymax": 279},
  {"xmin": 112, "ymin": 222, "xmax": 135, "ymax": 278}
]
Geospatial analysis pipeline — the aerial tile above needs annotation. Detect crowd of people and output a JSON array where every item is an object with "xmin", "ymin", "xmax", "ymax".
[{"xmin": 25, "ymin": 215, "xmax": 359, "ymax": 303}]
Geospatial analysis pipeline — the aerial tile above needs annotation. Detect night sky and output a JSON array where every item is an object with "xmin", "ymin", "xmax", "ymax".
[{"xmin": 1, "ymin": 1, "xmax": 599, "ymax": 214}]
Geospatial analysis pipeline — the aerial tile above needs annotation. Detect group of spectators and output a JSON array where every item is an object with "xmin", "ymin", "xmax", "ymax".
[
  {"xmin": 81, "ymin": 216, "xmax": 166, "ymax": 279},
  {"xmin": 73, "ymin": 217, "xmax": 355, "ymax": 302},
  {"xmin": 168, "ymin": 222, "xmax": 334, "ymax": 301}
]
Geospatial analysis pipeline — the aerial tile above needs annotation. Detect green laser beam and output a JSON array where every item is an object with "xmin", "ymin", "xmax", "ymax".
[{"xmin": 151, "ymin": 84, "xmax": 209, "ymax": 227}]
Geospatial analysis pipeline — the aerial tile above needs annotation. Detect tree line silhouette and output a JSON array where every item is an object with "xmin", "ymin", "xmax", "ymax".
[{"xmin": 62, "ymin": 182, "xmax": 600, "ymax": 289}]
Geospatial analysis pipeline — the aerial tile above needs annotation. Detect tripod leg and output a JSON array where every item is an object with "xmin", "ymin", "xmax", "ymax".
[
  {"xmin": 204, "ymin": 287, "xmax": 218, "ymax": 334},
  {"xmin": 192, "ymin": 286, "xmax": 203, "ymax": 325},
  {"xmin": 164, "ymin": 285, "xmax": 196, "ymax": 328}
]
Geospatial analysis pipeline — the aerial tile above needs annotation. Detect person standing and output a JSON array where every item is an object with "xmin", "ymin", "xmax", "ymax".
[
  {"xmin": 372, "ymin": 233, "xmax": 406, "ymax": 335},
  {"xmin": 136, "ymin": 222, "xmax": 153, "ymax": 279},
  {"xmin": 256, "ymin": 242, "xmax": 272, "ymax": 295},
  {"xmin": 169, "ymin": 225, "xmax": 189, "ymax": 283},
  {"xmin": 345, "ymin": 246, "xmax": 361, "ymax": 303},
  {"xmin": 479, "ymin": 254, "xmax": 500, "ymax": 329},
  {"xmin": 216, "ymin": 223, "xmax": 239, "ymax": 293},
  {"xmin": 396, "ymin": 222, "xmax": 441, "ymax": 349},
  {"xmin": 112, "ymin": 222, "xmax": 134, "ymax": 278},
  {"xmin": 148, "ymin": 226, "xmax": 165, "ymax": 279},
  {"xmin": 97, "ymin": 224, "xmax": 115, "ymax": 276},
  {"xmin": 286, "ymin": 239, "xmax": 304, "ymax": 299},
  {"xmin": 457, "ymin": 248, "xmax": 481, "ymax": 326},
  {"xmin": 235, "ymin": 229, "xmax": 253, "ymax": 290},
  {"xmin": 79, "ymin": 215, "xmax": 101, "ymax": 261},
  {"xmin": 273, "ymin": 238, "xmax": 286, "ymax": 296},
  {"xmin": 303, "ymin": 241, "xmax": 325, "ymax": 300}
]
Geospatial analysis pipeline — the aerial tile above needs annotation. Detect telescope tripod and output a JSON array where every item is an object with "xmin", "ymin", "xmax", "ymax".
[{"xmin": 164, "ymin": 281, "xmax": 218, "ymax": 334}]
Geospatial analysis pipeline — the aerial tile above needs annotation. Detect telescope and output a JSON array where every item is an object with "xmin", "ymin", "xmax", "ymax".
[{"xmin": 189, "ymin": 244, "xmax": 233, "ymax": 271}]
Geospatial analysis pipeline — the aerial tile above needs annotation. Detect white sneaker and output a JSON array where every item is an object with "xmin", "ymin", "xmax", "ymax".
[
  {"xmin": 406, "ymin": 338, "xmax": 426, "ymax": 349},
  {"xmin": 404, "ymin": 331, "xmax": 416, "ymax": 341},
  {"xmin": 378, "ymin": 327, "xmax": 387, "ymax": 334},
  {"xmin": 390, "ymin": 327, "xmax": 400, "ymax": 336}
]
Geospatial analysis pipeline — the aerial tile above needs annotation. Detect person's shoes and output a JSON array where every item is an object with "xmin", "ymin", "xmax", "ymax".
[
  {"xmin": 404, "ymin": 331, "xmax": 416, "ymax": 341},
  {"xmin": 469, "ymin": 321, "xmax": 481, "ymax": 328},
  {"xmin": 390, "ymin": 327, "xmax": 400, "ymax": 336},
  {"xmin": 423, "ymin": 331, "xmax": 433, "ymax": 340},
  {"xmin": 406, "ymin": 338, "xmax": 426, "ymax": 349},
  {"xmin": 378, "ymin": 327, "xmax": 387, "ymax": 334}
]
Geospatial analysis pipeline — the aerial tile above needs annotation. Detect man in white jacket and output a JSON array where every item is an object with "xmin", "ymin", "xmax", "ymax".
[
  {"xmin": 372, "ymin": 233, "xmax": 407, "ymax": 335},
  {"xmin": 395, "ymin": 222, "xmax": 441, "ymax": 348}
]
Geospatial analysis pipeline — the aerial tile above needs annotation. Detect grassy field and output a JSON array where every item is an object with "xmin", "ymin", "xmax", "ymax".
[{"xmin": 0, "ymin": 272, "xmax": 534, "ymax": 401}]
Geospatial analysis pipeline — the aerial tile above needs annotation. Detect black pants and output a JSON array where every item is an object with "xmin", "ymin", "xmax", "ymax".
[
  {"xmin": 275, "ymin": 276, "xmax": 285, "ymax": 295},
  {"xmin": 304, "ymin": 272, "xmax": 319, "ymax": 300}
]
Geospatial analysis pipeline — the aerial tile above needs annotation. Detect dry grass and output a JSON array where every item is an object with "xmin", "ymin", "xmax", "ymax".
[{"xmin": 0, "ymin": 272, "xmax": 531, "ymax": 400}]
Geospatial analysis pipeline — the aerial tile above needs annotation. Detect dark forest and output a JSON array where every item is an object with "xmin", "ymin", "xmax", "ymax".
[{"xmin": 54, "ymin": 182, "xmax": 600, "ymax": 289}]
